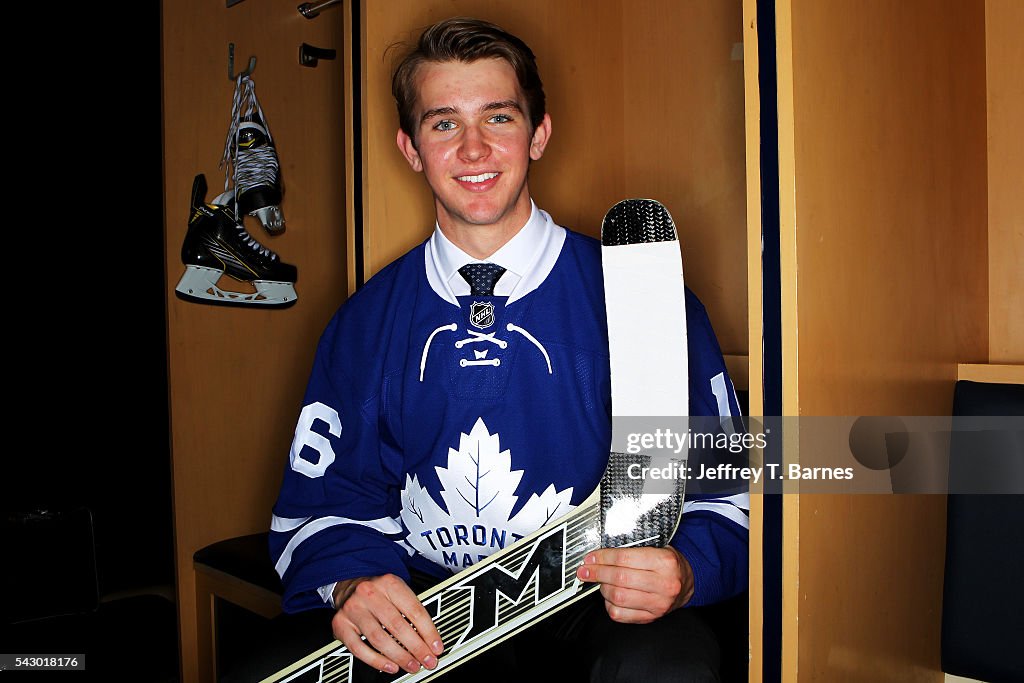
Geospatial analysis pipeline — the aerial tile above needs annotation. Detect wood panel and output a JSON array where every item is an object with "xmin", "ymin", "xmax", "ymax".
[
  {"xmin": 774, "ymin": 2, "xmax": 801, "ymax": 678},
  {"xmin": 789, "ymin": 0, "xmax": 988, "ymax": 419},
  {"xmin": 359, "ymin": 0, "xmax": 748, "ymax": 354},
  {"xmin": 777, "ymin": 0, "xmax": 989, "ymax": 680},
  {"xmin": 620, "ymin": 2, "xmax": 748, "ymax": 354},
  {"xmin": 161, "ymin": 1, "xmax": 347, "ymax": 679},
  {"xmin": 741, "ymin": 0, "xmax": 764, "ymax": 678},
  {"xmin": 986, "ymin": 0, "xmax": 1024, "ymax": 364}
]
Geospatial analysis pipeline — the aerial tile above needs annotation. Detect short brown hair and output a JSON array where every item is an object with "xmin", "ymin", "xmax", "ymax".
[{"xmin": 391, "ymin": 17, "xmax": 546, "ymax": 144}]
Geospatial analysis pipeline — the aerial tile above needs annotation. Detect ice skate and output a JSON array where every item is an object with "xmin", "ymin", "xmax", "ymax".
[
  {"xmin": 222, "ymin": 74, "xmax": 285, "ymax": 234},
  {"xmin": 175, "ymin": 174, "xmax": 297, "ymax": 307}
]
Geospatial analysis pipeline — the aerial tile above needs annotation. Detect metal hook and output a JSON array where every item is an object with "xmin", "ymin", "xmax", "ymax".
[
  {"xmin": 299, "ymin": 43, "xmax": 337, "ymax": 68},
  {"xmin": 228, "ymin": 43, "xmax": 257, "ymax": 80},
  {"xmin": 298, "ymin": 0, "xmax": 343, "ymax": 19}
]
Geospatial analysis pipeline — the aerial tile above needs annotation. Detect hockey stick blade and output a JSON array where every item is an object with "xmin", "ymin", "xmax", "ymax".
[
  {"xmin": 600, "ymin": 197, "xmax": 689, "ymax": 557},
  {"xmin": 601, "ymin": 198, "xmax": 688, "ymax": 418},
  {"xmin": 261, "ymin": 198, "xmax": 688, "ymax": 683}
]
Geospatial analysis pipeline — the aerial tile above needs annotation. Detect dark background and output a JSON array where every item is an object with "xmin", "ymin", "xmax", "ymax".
[
  {"xmin": 3, "ymin": 1, "xmax": 175, "ymax": 675},
  {"xmin": 3, "ymin": 0, "xmax": 172, "ymax": 597}
]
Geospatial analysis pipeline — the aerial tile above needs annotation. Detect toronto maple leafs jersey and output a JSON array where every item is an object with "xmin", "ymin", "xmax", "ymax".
[{"xmin": 270, "ymin": 206, "xmax": 748, "ymax": 613}]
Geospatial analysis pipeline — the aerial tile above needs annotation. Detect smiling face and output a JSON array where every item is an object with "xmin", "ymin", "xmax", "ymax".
[{"xmin": 396, "ymin": 58, "xmax": 552, "ymax": 257}]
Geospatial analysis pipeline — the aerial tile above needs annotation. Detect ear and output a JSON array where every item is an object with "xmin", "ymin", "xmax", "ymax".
[
  {"xmin": 396, "ymin": 128, "xmax": 423, "ymax": 172},
  {"xmin": 529, "ymin": 114, "xmax": 552, "ymax": 161}
]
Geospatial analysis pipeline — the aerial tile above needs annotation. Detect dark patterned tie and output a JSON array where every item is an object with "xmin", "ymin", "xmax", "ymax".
[{"xmin": 458, "ymin": 263, "xmax": 507, "ymax": 296}]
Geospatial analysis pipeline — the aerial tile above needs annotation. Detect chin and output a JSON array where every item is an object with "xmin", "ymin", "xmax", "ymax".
[{"xmin": 459, "ymin": 205, "xmax": 506, "ymax": 226}]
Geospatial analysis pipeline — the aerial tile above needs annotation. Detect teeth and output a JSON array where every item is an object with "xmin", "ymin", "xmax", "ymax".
[{"xmin": 457, "ymin": 172, "xmax": 498, "ymax": 183}]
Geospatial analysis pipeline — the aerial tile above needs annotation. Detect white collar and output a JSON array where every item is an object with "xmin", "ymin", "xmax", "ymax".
[{"xmin": 425, "ymin": 201, "xmax": 566, "ymax": 306}]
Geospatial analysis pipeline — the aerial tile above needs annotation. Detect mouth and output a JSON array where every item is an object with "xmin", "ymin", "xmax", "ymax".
[{"xmin": 455, "ymin": 172, "xmax": 499, "ymax": 184}]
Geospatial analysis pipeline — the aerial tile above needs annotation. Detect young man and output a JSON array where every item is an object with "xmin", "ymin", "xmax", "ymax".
[{"xmin": 268, "ymin": 17, "xmax": 747, "ymax": 682}]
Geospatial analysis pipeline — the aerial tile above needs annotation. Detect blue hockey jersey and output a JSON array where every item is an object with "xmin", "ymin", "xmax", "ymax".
[{"xmin": 270, "ymin": 209, "xmax": 748, "ymax": 613}]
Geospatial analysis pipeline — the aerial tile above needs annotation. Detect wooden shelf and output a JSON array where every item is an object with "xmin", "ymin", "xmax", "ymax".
[{"xmin": 957, "ymin": 364, "xmax": 1024, "ymax": 384}]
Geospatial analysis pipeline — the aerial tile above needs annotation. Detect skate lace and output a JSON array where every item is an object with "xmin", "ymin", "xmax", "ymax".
[
  {"xmin": 235, "ymin": 223, "xmax": 278, "ymax": 261},
  {"xmin": 221, "ymin": 75, "xmax": 279, "ymax": 209},
  {"xmin": 235, "ymin": 144, "xmax": 279, "ymax": 196}
]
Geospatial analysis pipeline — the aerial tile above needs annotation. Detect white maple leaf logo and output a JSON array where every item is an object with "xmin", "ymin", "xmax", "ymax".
[{"xmin": 401, "ymin": 417, "xmax": 574, "ymax": 572}]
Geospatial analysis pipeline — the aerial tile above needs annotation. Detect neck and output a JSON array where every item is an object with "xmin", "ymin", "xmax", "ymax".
[
  {"xmin": 436, "ymin": 198, "xmax": 533, "ymax": 260},
  {"xmin": 438, "ymin": 226, "xmax": 514, "ymax": 260}
]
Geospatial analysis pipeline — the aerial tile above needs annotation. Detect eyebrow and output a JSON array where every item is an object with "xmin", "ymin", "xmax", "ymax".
[{"xmin": 420, "ymin": 100, "xmax": 524, "ymax": 125}]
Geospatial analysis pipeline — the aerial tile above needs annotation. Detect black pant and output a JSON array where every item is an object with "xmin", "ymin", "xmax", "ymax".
[
  {"xmin": 222, "ymin": 574, "xmax": 737, "ymax": 683},
  {"xmin": 509, "ymin": 590, "xmax": 722, "ymax": 683}
]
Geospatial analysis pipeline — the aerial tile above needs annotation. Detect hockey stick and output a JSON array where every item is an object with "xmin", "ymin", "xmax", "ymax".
[{"xmin": 260, "ymin": 199, "xmax": 689, "ymax": 683}]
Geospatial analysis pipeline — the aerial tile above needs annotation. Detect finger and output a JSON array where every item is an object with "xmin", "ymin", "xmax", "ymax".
[
  {"xmin": 349, "ymin": 579, "xmax": 439, "ymax": 672},
  {"xmin": 598, "ymin": 583, "xmax": 673, "ymax": 617},
  {"xmin": 370, "ymin": 603, "xmax": 439, "ymax": 672},
  {"xmin": 333, "ymin": 618, "xmax": 401, "ymax": 675},
  {"xmin": 576, "ymin": 562, "xmax": 676, "ymax": 595},
  {"xmin": 584, "ymin": 547, "xmax": 676, "ymax": 572},
  {"xmin": 354, "ymin": 608, "xmax": 431, "ymax": 675},
  {"xmin": 387, "ymin": 583, "xmax": 444, "ymax": 657},
  {"xmin": 603, "ymin": 599, "xmax": 657, "ymax": 625}
]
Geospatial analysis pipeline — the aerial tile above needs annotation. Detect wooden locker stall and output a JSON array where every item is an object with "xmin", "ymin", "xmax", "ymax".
[
  {"xmin": 349, "ymin": 0, "xmax": 754, "ymax": 675},
  {"xmin": 160, "ymin": 2, "xmax": 348, "ymax": 680},
  {"xmin": 758, "ymin": 0, "xmax": 1023, "ymax": 681}
]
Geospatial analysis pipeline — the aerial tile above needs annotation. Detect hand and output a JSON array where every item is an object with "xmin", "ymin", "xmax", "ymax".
[
  {"xmin": 575, "ymin": 546, "xmax": 694, "ymax": 623},
  {"xmin": 331, "ymin": 574, "xmax": 444, "ymax": 675}
]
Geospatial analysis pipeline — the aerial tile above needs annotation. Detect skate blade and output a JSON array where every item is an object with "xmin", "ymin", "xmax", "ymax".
[
  {"xmin": 175, "ymin": 265, "xmax": 297, "ymax": 308},
  {"xmin": 252, "ymin": 205, "xmax": 285, "ymax": 234}
]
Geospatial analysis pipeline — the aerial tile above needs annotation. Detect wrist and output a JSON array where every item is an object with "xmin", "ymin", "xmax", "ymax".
[
  {"xmin": 332, "ymin": 577, "xmax": 368, "ymax": 609},
  {"xmin": 669, "ymin": 547, "xmax": 695, "ymax": 609}
]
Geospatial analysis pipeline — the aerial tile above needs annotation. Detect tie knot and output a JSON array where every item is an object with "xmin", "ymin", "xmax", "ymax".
[{"xmin": 458, "ymin": 263, "xmax": 507, "ymax": 296}]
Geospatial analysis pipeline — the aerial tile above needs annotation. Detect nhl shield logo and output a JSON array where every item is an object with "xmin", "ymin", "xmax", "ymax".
[{"xmin": 470, "ymin": 301, "xmax": 495, "ymax": 329}]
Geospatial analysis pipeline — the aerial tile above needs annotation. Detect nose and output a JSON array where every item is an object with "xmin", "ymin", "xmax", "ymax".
[{"xmin": 458, "ymin": 124, "xmax": 490, "ymax": 162}]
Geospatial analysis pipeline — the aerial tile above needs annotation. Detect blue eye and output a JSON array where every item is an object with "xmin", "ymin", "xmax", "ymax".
[
  {"xmin": 490, "ymin": 114, "xmax": 512, "ymax": 123},
  {"xmin": 434, "ymin": 120, "xmax": 457, "ymax": 132}
]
